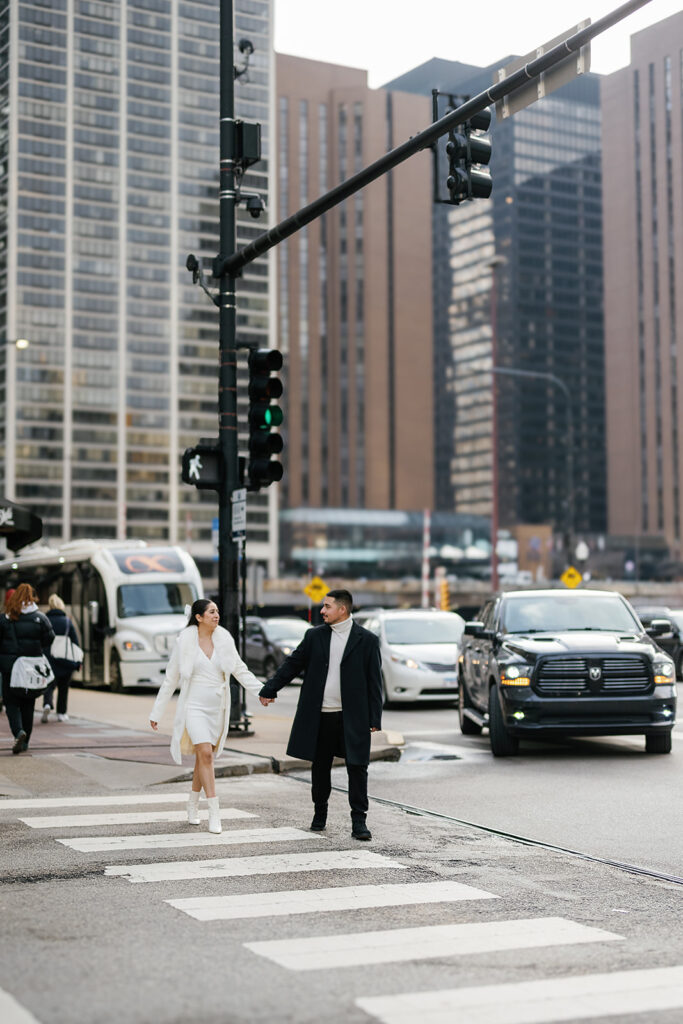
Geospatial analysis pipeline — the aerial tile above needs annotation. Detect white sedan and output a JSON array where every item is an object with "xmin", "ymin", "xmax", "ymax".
[{"xmin": 355, "ymin": 609, "xmax": 465, "ymax": 706}]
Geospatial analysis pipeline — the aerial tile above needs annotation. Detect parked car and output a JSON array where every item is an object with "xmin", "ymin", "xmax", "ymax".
[
  {"xmin": 354, "ymin": 608, "xmax": 465, "ymax": 706},
  {"xmin": 631, "ymin": 605, "xmax": 683, "ymax": 678},
  {"xmin": 244, "ymin": 616, "xmax": 311, "ymax": 678},
  {"xmin": 458, "ymin": 589, "xmax": 676, "ymax": 756}
]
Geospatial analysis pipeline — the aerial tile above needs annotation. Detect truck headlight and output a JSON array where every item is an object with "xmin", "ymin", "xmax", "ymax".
[
  {"xmin": 122, "ymin": 640, "xmax": 146, "ymax": 651},
  {"xmin": 501, "ymin": 664, "xmax": 532, "ymax": 686},
  {"xmin": 653, "ymin": 655, "xmax": 675, "ymax": 685}
]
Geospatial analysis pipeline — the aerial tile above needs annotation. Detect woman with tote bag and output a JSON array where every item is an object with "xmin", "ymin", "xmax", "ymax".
[
  {"xmin": 150, "ymin": 598, "xmax": 268, "ymax": 833},
  {"xmin": 0, "ymin": 583, "xmax": 55, "ymax": 754},
  {"xmin": 42, "ymin": 594, "xmax": 83, "ymax": 723}
]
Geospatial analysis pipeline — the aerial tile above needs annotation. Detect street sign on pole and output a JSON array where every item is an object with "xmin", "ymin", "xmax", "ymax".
[
  {"xmin": 560, "ymin": 565, "xmax": 583, "ymax": 589},
  {"xmin": 231, "ymin": 488, "xmax": 247, "ymax": 541},
  {"xmin": 494, "ymin": 21, "xmax": 591, "ymax": 120},
  {"xmin": 303, "ymin": 576, "xmax": 328, "ymax": 603}
]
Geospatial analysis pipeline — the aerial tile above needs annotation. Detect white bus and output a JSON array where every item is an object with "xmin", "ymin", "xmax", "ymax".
[{"xmin": 0, "ymin": 539, "xmax": 203, "ymax": 690}]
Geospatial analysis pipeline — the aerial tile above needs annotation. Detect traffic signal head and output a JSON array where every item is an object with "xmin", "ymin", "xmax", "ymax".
[
  {"xmin": 445, "ymin": 107, "xmax": 493, "ymax": 205},
  {"xmin": 247, "ymin": 348, "xmax": 284, "ymax": 489}
]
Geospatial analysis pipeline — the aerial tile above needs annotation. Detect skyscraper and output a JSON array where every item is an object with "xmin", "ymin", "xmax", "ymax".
[
  {"xmin": 0, "ymin": 0, "xmax": 276, "ymax": 577},
  {"xmin": 387, "ymin": 59, "xmax": 607, "ymax": 543},
  {"xmin": 603, "ymin": 11, "xmax": 683, "ymax": 559},
  {"xmin": 275, "ymin": 54, "xmax": 434, "ymax": 516}
]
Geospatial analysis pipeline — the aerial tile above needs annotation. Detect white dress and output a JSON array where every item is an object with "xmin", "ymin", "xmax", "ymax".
[{"xmin": 184, "ymin": 647, "xmax": 227, "ymax": 747}]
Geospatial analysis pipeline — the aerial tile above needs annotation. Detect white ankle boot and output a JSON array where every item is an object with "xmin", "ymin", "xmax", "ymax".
[
  {"xmin": 187, "ymin": 790, "xmax": 201, "ymax": 825},
  {"xmin": 207, "ymin": 796, "xmax": 221, "ymax": 834}
]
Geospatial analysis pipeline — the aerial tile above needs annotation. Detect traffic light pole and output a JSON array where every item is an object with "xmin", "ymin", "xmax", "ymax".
[
  {"xmin": 218, "ymin": 0, "xmax": 240, "ymax": 646},
  {"xmin": 215, "ymin": 0, "xmax": 654, "ymax": 279}
]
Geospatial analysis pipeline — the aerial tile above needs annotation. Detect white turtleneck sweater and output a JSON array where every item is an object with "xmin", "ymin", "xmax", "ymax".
[{"xmin": 321, "ymin": 615, "xmax": 353, "ymax": 712}]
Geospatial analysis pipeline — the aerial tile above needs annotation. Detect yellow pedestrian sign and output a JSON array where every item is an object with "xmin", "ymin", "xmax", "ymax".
[
  {"xmin": 303, "ymin": 576, "xmax": 328, "ymax": 603},
  {"xmin": 560, "ymin": 565, "xmax": 583, "ymax": 589}
]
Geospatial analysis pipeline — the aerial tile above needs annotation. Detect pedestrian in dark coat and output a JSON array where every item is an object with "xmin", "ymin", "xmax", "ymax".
[
  {"xmin": 42, "ymin": 594, "xmax": 81, "ymax": 723},
  {"xmin": 259, "ymin": 589, "xmax": 382, "ymax": 840},
  {"xmin": 0, "ymin": 583, "xmax": 54, "ymax": 754}
]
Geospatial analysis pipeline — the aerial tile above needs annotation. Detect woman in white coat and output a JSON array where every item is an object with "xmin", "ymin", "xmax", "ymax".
[{"xmin": 149, "ymin": 598, "xmax": 268, "ymax": 833}]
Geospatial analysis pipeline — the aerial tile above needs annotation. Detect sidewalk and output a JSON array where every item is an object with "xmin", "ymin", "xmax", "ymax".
[{"xmin": 0, "ymin": 687, "xmax": 404, "ymax": 792}]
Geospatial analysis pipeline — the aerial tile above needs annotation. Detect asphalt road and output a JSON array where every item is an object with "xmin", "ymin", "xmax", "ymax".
[
  {"xmin": 0, "ymin": 689, "xmax": 682, "ymax": 1023},
  {"xmin": 248, "ymin": 686, "xmax": 683, "ymax": 880},
  {"xmin": 1, "ymin": 769, "xmax": 682, "ymax": 1024}
]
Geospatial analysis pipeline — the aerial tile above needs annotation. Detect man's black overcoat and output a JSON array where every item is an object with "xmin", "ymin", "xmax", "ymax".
[{"xmin": 259, "ymin": 622, "xmax": 382, "ymax": 765}]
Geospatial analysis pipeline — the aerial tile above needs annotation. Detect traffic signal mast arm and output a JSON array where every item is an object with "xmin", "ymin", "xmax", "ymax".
[{"xmin": 214, "ymin": 0, "xmax": 654, "ymax": 279}]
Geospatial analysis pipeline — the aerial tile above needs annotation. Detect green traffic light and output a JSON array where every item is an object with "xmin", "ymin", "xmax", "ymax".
[{"xmin": 264, "ymin": 406, "xmax": 283, "ymax": 428}]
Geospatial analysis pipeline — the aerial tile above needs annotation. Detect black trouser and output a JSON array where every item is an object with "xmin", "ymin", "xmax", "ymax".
[
  {"xmin": 43, "ymin": 670, "xmax": 72, "ymax": 715},
  {"xmin": 2, "ymin": 676, "xmax": 36, "ymax": 742},
  {"xmin": 311, "ymin": 711, "xmax": 369, "ymax": 820}
]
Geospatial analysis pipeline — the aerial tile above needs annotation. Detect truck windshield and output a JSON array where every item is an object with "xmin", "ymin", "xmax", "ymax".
[
  {"xmin": 117, "ymin": 583, "xmax": 197, "ymax": 619},
  {"xmin": 503, "ymin": 595, "xmax": 640, "ymax": 634}
]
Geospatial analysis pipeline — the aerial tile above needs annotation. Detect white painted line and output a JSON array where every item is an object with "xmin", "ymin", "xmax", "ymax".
[
  {"xmin": 0, "ymin": 793, "xmax": 191, "ymax": 811},
  {"xmin": 0, "ymin": 987, "xmax": 42, "ymax": 1023},
  {"xmin": 58, "ymin": 827, "xmax": 319, "ymax": 853},
  {"xmin": 245, "ymin": 917, "xmax": 621, "ymax": 971},
  {"xmin": 19, "ymin": 809, "xmax": 256, "ymax": 829},
  {"xmin": 106, "ymin": 849, "xmax": 406, "ymax": 883},
  {"xmin": 167, "ymin": 880, "xmax": 498, "ymax": 921},
  {"xmin": 355, "ymin": 964, "xmax": 683, "ymax": 1024}
]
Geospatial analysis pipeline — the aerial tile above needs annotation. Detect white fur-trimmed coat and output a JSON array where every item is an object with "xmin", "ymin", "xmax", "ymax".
[{"xmin": 150, "ymin": 625, "xmax": 263, "ymax": 765}]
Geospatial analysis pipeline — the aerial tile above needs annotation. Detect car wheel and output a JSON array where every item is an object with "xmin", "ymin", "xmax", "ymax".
[
  {"xmin": 645, "ymin": 731, "xmax": 672, "ymax": 754},
  {"xmin": 488, "ymin": 685, "xmax": 519, "ymax": 757},
  {"xmin": 262, "ymin": 656, "xmax": 278, "ymax": 679},
  {"xmin": 458, "ymin": 676, "xmax": 482, "ymax": 735},
  {"xmin": 382, "ymin": 676, "xmax": 394, "ymax": 710},
  {"xmin": 110, "ymin": 652, "xmax": 124, "ymax": 693}
]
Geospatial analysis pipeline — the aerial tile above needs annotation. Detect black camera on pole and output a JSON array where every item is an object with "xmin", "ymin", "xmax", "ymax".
[{"xmin": 247, "ymin": 349, "xmax": 284, "ymax": 490}]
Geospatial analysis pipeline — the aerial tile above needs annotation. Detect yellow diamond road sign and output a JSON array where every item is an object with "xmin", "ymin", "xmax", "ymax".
[
  {"xmin": 560, "ymin": 565, "xmax": 583, "ymax": 589},
  {"xmin": 304, "ymin": 576, "xmax": 328, "ymax": 603}
]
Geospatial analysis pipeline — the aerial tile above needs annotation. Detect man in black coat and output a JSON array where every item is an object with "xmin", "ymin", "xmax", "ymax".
[{"xmin": 259, "ymin": 589, "xmax": 382, "ymax": 840}]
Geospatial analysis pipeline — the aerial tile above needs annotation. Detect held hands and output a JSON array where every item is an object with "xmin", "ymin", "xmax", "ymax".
[
  {"xmin": 370, "ymin": 727, "xmax": 379, "ymax": 733},
  {"xmin": 259, "ymin": 696, "xmax": 275, "ymax": 706},
  {"xmin": 149, "ymin": 720, "xmax": 158, "ymax": 731}
]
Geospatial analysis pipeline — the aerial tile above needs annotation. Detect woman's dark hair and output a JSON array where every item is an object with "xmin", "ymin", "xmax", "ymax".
[{"xmin": 186, "ymin": 598, "xmax": 216, "ymax": 627}]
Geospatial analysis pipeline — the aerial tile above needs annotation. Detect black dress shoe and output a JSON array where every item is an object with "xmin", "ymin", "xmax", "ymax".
[
  {"xmin": 310, "ymin": 812, "xmax": 327, "ymax": 831},
  {"xmin": 351, "ymin": 819, "xmax": 372, "ymax": 841},
  {"xmin": 12, "ymin": 730, "xmax": 27, "ymax": 755}
]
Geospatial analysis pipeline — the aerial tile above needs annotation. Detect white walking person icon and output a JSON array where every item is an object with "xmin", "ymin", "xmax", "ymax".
[{"xmin": 189, "ymin": 454, "xmax": 202, "ymax": 481}]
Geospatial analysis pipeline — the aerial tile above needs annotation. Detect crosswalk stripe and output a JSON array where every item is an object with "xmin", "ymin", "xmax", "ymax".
[
  {"xmin": 0, "ymin": 794, "xmax": 190, "ymax": 811},
  {"xmin": 19, "ymin": 809, "xmax": 256, "ymax": 829},
  {"xmin": 58, "ymin": 827, "xmax": 320, "ymax": 853},
  {"xmin": 245, "ymin": 917, "xmax": 621, "ymax": 971},
  {"xmin": 0, "ymin": 986, "xmax": 42, "ymax": 1023},
  {"xmin": 355, "ymin": 964, "xmax": 683, "ymax": 1024},
  {"xmin": 167, "ymin": 880, "xmax": 498, "ymax": 921},
  {"xmin": 106, "ymin": 849, "xmax": 406, "ymax": 883}
]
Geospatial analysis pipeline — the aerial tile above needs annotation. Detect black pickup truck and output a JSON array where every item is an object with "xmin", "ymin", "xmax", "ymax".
[{"xmin": 458, "ymin": 589, "xmax": 677, "ymax": 756}]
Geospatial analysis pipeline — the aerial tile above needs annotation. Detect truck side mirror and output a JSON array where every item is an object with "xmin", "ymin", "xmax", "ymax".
[{"xmin": 464, "ymin": 620, "xmax": 485, "ymax": 637}]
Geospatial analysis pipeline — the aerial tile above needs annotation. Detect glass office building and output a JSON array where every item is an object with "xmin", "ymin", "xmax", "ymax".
[
  {"xmin": 0, "ymin": 0, "xmax": 276, "ymax": 576},
  {"xmin": 387, "ymin": 60, "xmax": 607, "ymax": 540}
]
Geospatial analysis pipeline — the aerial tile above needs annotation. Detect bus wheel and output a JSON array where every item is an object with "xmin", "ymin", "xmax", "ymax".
[{"xmin": 110, "ymin": 652, "xmax": 124, "ymax": 693}]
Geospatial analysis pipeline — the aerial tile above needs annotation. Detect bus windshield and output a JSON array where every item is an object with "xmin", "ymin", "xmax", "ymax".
[{"xmin": 117, "ymin": 583, "xmax": 197, "ymax": 619}]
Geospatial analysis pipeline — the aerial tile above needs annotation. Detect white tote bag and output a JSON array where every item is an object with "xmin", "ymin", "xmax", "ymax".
[
  {"xmin": 50, "ymin": 617, "xmax": 84, "ymax": 666},
  {"xmin": 10, "ymin": 655, "xmax": 54, "ymax": 693}
]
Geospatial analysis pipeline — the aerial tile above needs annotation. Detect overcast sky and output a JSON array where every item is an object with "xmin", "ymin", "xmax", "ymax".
[{"xmin": 274, "ymin": 0, "xmax": 681, "ymax": 87}]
